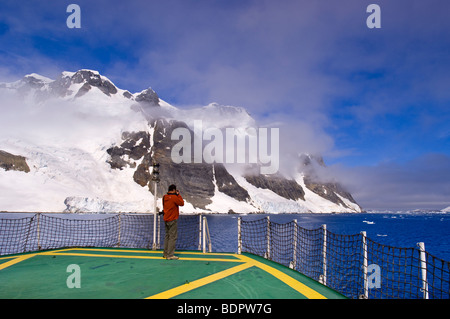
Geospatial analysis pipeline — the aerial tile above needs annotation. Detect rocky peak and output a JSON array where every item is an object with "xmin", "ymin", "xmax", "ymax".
[
  {"xmin": 74, "ymin": 70, "xmax": 117, "ymax": 95},
  {"xmin": 21, "ymin": 74, "xmax": 52, "ymax": 89},
  {"xmin": 0, "ymin": 73, "xmax": 51, "ymax": 92},
  {"xmin": 52, "ymin": 69, "xmax": 118, "ymax": 97},
  {"xmin": 2, "ymin": 70, "xmax": 158, "ymax": 104},
  {"xmin": 135, "ymin": 88, "xmax": 160, "ymax": 106}
]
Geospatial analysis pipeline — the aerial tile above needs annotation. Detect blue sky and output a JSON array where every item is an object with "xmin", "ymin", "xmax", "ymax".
[{"xmin": 1, "ymin": 0, "xmax": 450, "ymax": 210}]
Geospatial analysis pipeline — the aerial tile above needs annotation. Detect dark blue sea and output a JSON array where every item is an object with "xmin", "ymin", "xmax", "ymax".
[{"xmin": 206, "ymin": 212, "xmax": 450, "ymax": 262}]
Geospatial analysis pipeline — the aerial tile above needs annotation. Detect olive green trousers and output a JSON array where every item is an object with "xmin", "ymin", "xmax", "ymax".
[{"xmin": 163, "ymin": 219, "xmax": 178, "ymax": 257}]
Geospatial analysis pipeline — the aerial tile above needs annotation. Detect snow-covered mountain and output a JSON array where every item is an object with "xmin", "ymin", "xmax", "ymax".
[{"xmin": 0, "ymin": 70, "xmax": 362, "ymax": 213}]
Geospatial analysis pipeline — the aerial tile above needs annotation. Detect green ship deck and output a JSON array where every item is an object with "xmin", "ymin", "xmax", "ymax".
[{"xmin": 0, "ymin": 247, "xmax": 346, "ymax": 299}]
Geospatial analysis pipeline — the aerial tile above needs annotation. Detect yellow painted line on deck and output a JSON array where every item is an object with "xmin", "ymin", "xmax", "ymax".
[
  {"xmin": 1, "ymin": 249, "xmax": 328, "ymax": 299},
  {"xmin": 0, "ymin": 254, "xmax": 37, "ymax": 271},
  {"xmin": 238, "ymin": 255, "xmax": 327, "ymax": 299},
  {"xmin": 146, "ymin": 262, "xmax": 254, "ymax": 299},
  {"xmin": 0, "ymin": 256, "xmax": 16, "ymax": 261},
  {"xmin": 0, "ymin": 249, "xmax": 88, "ymax": 271},
  {"xmin": 147, "ymin": 253, "xmax": 327, "ymax": 299},
  {"xmin": 41, "ymin": 252, "xmax": 242, "ymax": 263},
  {"xmin": 38, "ymin": 248, "xmax": 242, "ymax": 263},
  {"xmin": 61, "ymin": 248, "xmax": 236, "ymax": 257}
]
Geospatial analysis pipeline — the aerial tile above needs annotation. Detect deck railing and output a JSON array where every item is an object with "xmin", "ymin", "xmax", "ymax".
[
  {"xmin": 0, "ymin": 213, "xmax": 211, "ymax": 256},
  {"xmin": 2, "ymin": 212, "xmax": 448, "ymax": 299},
  {"xmin": 238, "ymin": 216, "xmax": 450, "ymax": 299}
]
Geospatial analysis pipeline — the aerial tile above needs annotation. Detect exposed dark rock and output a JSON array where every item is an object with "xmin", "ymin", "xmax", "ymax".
[
  {"xmin": 149, "ymin": 119, "xmax": 214, "ymax": 209},
  {"xmin": 48, "ymin": 73, "xmax": 73, "ymax": 97},
  {"xmin": 48, "ymin": 70, "xmax": 118, "ymax": 98},
  {"xmin": 0, "ymin": 150, "xmax": 30, "ymax": 173},
  {"xmin": 123, "ymin": 91, "xmax": 133, "ymax": 99},
  {"xmin": 74, "ymin": 82, "xmax": 91, "ymax": 98},
  {"xmin": 304, "ymin": 176, "xmax": 360, "ymax": 210},
  {"xmin": 214, "ymin": 164, "xmax": 249, "ymax": 202},
  {"xmin": 106, "ymin": 131, "xmax": 151, "ymax": 170},
  {"xmin": 21, "ymin": 75, "xmax": 47, "ymax": 89},
  {"xmin": 135, "ymin": 88, "xmax": 160, "ymax": 106},
  {"xmin": 298, "ymin": 154, "xmax": 361, "ymax": 210},
  {"xmin": 133, "ymin": 152, "xmax": 152, "ymax": 187},
  {"xmin": 245, "ymin": 174, "xmax": 305, "ymax": 201},
  {"xmin": 71, "ymin": 70, "xmax": 118, "ymax": 96}
]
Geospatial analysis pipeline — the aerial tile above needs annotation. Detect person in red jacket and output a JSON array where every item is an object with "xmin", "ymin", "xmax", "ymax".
[{"xmin": 162, "ymin": 184, "xmax": 184, "ymax": 259}]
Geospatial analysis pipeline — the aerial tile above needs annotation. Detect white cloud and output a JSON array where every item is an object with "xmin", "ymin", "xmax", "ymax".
[{"xmin": 331, "ymin": 154, "xmax": 450, "ymax": 211}]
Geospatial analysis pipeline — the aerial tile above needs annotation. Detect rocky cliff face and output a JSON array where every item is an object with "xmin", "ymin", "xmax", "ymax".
[
  {"xmin": 104, "ymin": 117, "xmax": 361, "ymax": 212},
  {"xmin": 106, "ymin": 119, "xmax": 251, "ymax": 210},
  {"xmin": 245, "ymin": 174, "xmax": 305, "ymax": 201}
]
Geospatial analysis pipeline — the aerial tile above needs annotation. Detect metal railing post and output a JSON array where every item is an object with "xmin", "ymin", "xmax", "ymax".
[
  {"xmin": 320, "ymin": 224, "xmax": 327, "ymax": 286},
  {"xmin": 198, "ymin": 214, "xmax": 202, "ymax": 251},
  {"xmin": 117, "ymin": 213, "xmax": 122, "ymax": 247},
  {"xmin": 152, "ymin": 182, "xmax": 157, "ymax": 250},
  {"xmin": 202, "ymin": 216, "xmax": 206, "ymax": 253},
  {"xmin": 36, "ymin": 213, "xmax": 41, "ymax": 251},
  {"xmin": 266, "ymin": 216, "xmax": 271, "ymax": 259},
  {"xmin": 157, "ymin": 213, "xmax": 161, "ymax": 249},
  {"xmin": 361, "ymin": 231, "xmax": 369, "ymax": 299},
  {"xmin": 237, "ymin": 217, "xmax": 242, "ymax": 254},
  {"xmin": 201, "ymin": 216, "xmax": 211, "ymax": 253},
  {"xmin": 418, "ymin": 242, "xmax": 429, "ymax": 299},
  {"xmin": 290, "ymin": 219, "xmax": 298, "ymax": 269}
]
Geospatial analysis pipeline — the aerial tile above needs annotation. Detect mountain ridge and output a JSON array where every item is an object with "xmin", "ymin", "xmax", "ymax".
[{"xmin": 0, "ymin": 70, "xmax": 362, "ymax": 214}]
